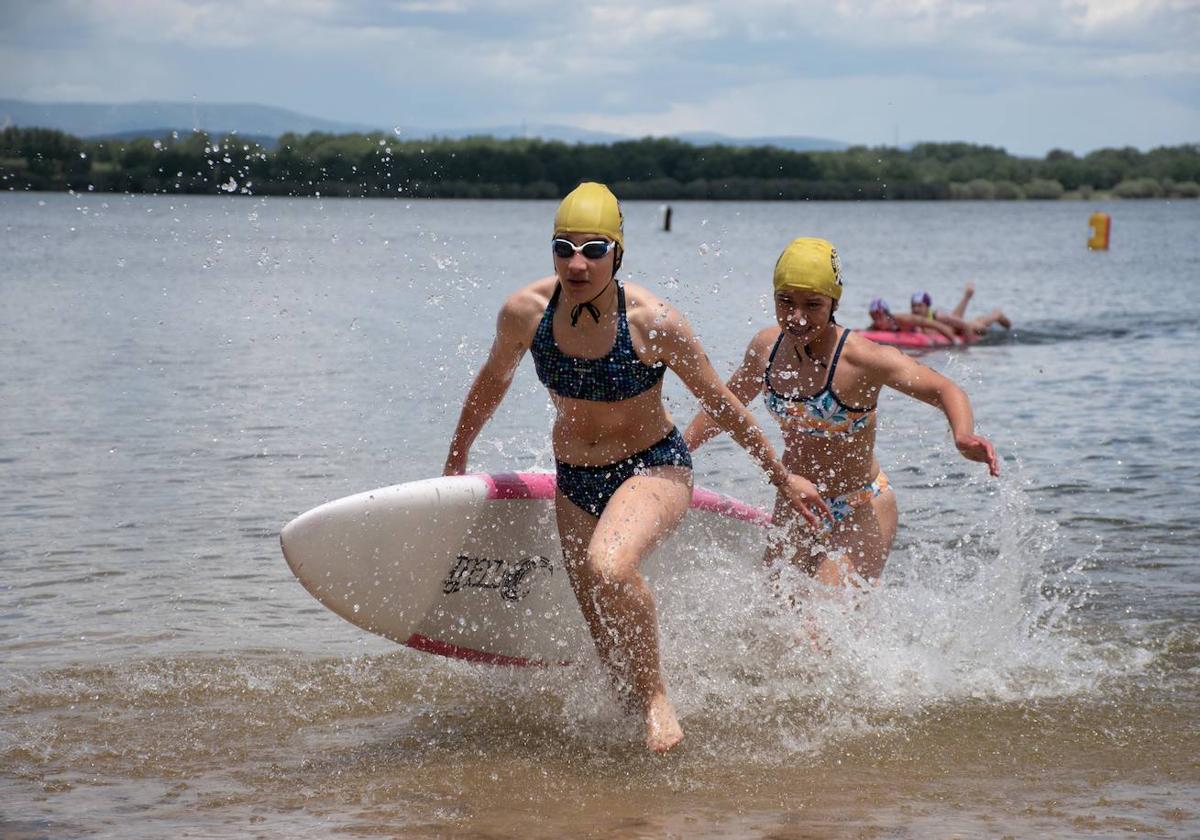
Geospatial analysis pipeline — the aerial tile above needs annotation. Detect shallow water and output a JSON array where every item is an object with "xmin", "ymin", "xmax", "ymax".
[{"xmin": 1, "ymin": 193, "xmax": 1198, "ymax": 837}]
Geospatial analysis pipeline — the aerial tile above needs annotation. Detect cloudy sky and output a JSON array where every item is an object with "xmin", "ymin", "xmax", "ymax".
[{"xmin": 3, "ymin": 0, "xmax": 1198, "ymax": 154}]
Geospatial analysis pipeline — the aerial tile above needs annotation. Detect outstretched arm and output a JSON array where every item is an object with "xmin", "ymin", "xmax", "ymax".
[
  {"xmin": 951, "ymin": 282, "xmax": 974, "ymax": 319},
  {"xmin": 656, "ymin": 313, "xmax": 829, "ymax": 525},
  {"xmin": 443, "ymin": 300, "xmax": 532, "ymax": 475},
  {"xmin": 872, "ymin": 344, "xmax": 1000, "ymax": 476},
  {"xmin": 682, "ymin": 331, "xmax": 770, "ymax": 451}
]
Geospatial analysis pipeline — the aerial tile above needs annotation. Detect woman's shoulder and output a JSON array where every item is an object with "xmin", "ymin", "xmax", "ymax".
[
  {"xmin": 492, "ymin": 277, "xmax": 556, "ymax": 342},
  {"xmin": 840, "ymin": 327, "xmax": 902, "ymax": 370},
  {"xmin": 735, "ymin": 326, "xmax": 781, "ymax": 373},
  {"xmin": 621, "ymin": 282, "xmax": 680, "ymax": 336},
  {"xmin": 749, "ymin": 325, "xmax": 782, "ymax": 351},
  {"xmin": 500, "ymin": 276, "xmax": 557, "ymax": 320},
  {"xmin": 621, "ymin": 281, "xmax": 671, "ymax": 315}
]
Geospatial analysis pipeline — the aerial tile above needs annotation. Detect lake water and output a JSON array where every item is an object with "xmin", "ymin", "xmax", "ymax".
[{"xmin": 2, "ymin": 192, "xmax": 1198, "ymax": 838}]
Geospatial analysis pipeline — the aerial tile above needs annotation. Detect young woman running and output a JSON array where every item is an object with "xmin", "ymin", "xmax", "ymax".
[
  {"xmin": 685, "ymin": 237, "xmax": 1000, "ymax": 587},
  {"xmin": 444, "ymin": 185, "xmax": 828, "ymax": 753}
]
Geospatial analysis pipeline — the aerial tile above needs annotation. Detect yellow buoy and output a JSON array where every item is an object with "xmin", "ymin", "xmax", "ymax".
[{"xmin": 1088, "ymin": 212, "xmax": 1111, "ymax": 250}]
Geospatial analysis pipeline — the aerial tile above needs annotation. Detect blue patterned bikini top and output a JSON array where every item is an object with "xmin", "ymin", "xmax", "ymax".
[
  {"xmin": 531, "ymin": 282, "xmax": 666, "ymax": 402},
  {"xmin": 763, "ymin": 329, "xmax": 876, "ymax": 438}
]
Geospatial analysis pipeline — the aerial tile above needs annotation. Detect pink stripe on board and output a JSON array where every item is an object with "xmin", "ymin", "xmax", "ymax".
[
  {"xmin": 475, "ymin": 471, "xmax": 557, "ymax": 500},
  {"xmin": 689, "ymin": 486, "xmax": 773, "ymax": 526},
  {"xmin": 405, "ymin": 633, "xmax": 570, "ymax": 667},
  {"xmin": 473, "ymin": 471, "xmax": 770, "ymax": 526},
  {"xmin": 859, "ymin": 329, "xmax": 968, "ymax": 348}
]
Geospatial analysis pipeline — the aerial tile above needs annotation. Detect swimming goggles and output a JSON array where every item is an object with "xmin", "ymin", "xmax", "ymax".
[{"xmin": 551, "ymin": 238, "xmax": 616, "ymax": 260}]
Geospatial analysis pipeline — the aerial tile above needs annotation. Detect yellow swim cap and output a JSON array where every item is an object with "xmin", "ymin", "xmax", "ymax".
[
  {"xmin": 554, "ymin": 182, "xmax": 624, "ymax": 250},
  {"xmin": 772, "ymin": 237, "xmax": 843, "ymax": 300}
]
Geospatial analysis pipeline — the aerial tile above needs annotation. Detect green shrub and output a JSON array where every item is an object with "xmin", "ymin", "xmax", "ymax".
[
  {"xmin": 1024, "ymin": 178, "xmax": 1065, "ymax": 199},
  {"xmin": 1164, "ymin": 179, "xmax": 1200, "ymax": 198},
  {"xmin": 1113, "ymin": 177, "xmax": 1164, "ymax": 198},
  {"xmin": 965, "ymin": 178, "xmax": 995, "ymax": 199},
  {"xmin": 993, "ymin": 180, "xmax": 1024, "ymax": 199}
]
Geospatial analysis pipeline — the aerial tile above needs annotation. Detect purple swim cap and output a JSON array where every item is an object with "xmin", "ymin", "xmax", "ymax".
[
  {"xmin": 869, "ymin": 297, "xmax": 890, "ymax": 314},
  {"xmin": 911, "ymin": 290, "xmax": 932, "ymax": 306}
]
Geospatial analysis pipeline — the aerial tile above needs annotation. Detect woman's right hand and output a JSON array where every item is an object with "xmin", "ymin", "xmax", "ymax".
[{"xmin": 777, "ymin": 474, "xmax": 832, "ymax": 529}]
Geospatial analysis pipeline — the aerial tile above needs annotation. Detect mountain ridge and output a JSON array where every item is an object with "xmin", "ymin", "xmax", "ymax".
[{"xmin": 0, "ymin": 98, "xmax": 850, "ymax": 152}]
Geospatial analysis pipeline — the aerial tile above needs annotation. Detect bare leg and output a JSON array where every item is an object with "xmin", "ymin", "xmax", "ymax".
[
  {"xmin": 931, "ymin": 311, "xmax": 974, "ymax": 337},
  {"xmin": 765, "ymin": 492, "xmax": 824, "ymax": 576},
  {"xmin": 812, "ymin": 487, "xmax": 898, "ymax": 586},
  {"xmin": 766, "ymin": 486, "xmax": 898, "ymax": 585},
  {"xmin": 967, "ymin": 308, "xmax": 1012, "ymax": 333},
  {"xmin": 764, "ymin": 488, "xmax": 898, "ymax": 651},
  {"xmin": 555, "ymin": 466, "xmax": 692, "ymax": 753}
]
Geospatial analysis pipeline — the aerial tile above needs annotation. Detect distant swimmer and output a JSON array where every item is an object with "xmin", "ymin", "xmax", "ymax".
[
  {"xmin": 868, "ymin": 298, "xmax": 960, "ymax": 341},
  {"xmin": 911, "ymin": 284, "xmax": 1011, "ymax": 336},
  {"xmin": 443, "ymin": 183, "xmax": 828, "ymax": 754},
  {"xmin": 686, "ymin": 238, "xmax": 1000, "ymax": 592}
]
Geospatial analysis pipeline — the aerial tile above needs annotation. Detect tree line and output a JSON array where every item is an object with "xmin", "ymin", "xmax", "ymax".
[{"xmin": 2, "ymin": 126, "xmax": 1198, "ymax": 200}]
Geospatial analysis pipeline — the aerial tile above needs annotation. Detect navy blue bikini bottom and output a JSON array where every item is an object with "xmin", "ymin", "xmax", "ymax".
[{"xmin": 556, "ymin": 428, "xmax": 693, "ymax": 518}]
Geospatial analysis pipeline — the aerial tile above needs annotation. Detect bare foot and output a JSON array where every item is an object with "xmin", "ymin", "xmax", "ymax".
[
  {"xmin": 644, "ymin": 692, "xmax": 684, "ymax": 753},
  {"xmin": 799, "ymin": 613, "xmax": 830, "ymax": 656},
  {"xmin": 995, "ymin": 310, "xmax": 1012, "ymax": 329}
]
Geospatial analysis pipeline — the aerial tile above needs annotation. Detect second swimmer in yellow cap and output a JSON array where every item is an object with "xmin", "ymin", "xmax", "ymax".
[
  {"xmin": 685, "ymin": 237, "xmax": 1000, "ymax": 590},
  {"xmin": 444, "ymin": 186, "xmax": 829, "ymax": 754}
]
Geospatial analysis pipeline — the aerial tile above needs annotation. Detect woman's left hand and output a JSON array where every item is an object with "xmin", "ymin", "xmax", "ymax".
[
  {"xmin": 778, "ymin": 474, "xmax": 833, "ymax": 529},
  {"xmin": 955, "ymin": 433, "xmax": 1000, "ymax": 476}
]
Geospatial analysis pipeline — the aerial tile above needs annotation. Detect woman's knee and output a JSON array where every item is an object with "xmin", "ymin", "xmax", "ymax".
[{"xmin": 584, "ymin": 542, "xmax": 639, "ymax": 588}]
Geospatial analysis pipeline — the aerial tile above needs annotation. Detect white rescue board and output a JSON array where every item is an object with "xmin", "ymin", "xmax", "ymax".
[{"xmin": 281, "ymin": 472, "xmax": 769, "ymax": 666}]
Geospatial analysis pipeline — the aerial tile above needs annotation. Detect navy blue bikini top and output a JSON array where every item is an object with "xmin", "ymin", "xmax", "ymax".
[{"xmin": 531, "ymin": 282, "xmax": 666, "ymax": 402}]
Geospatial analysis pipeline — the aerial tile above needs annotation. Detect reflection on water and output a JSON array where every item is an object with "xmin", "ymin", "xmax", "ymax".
[{"xmin": 1, "ymin": 194, "xmax": 1198, "ymax": 837}]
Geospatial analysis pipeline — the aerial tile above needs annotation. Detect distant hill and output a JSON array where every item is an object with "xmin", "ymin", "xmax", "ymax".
[
  {"xmin": 85, "ymin": 127, "xmax": 280, "ymax": 149},
  {"xmin": 675, "ymin": 131, "xmax": 848, "ymax": 153},
  {"xmin": 0, "ymin": 99, "xmax": 378, "ymax": 139},
  {"xmin": 406, "ymin": 123, "xmax": 631, "ymax": 145},
  {"xmin": 0, "ymin": 98, "xmax": 848, "ymax": 152}
]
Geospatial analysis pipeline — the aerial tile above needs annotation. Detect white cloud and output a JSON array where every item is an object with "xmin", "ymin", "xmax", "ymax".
[
  {"xmin": 568, "ymin": 72, "xmax": 1200, "ymax": 154},
  {"xmin": 589, "ymin": 3, "xmax": 720, "ymax": 44},
  {"xmin": 2, "ymin": 0, "xmax": 1196, "ymax": 151},
  {"xmin": 1067, "ymin": 0, "xmax": 1194, "ymax": 29}
]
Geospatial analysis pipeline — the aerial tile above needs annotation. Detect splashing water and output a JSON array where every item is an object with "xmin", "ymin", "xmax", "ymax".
[{"xmin": 592, "ymin": 475, "xmax": 1129, "ymax": 761}]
